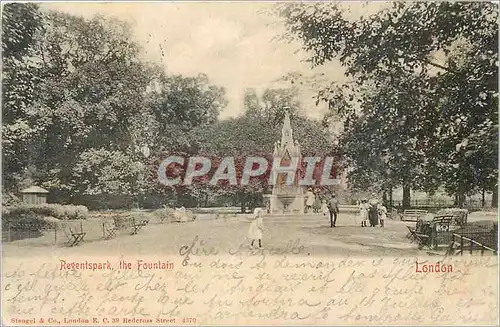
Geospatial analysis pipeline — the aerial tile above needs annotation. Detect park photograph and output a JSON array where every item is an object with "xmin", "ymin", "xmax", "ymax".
[{"xmin": 1, "ymin": 2, "xmax": 499, "ymax": 326}]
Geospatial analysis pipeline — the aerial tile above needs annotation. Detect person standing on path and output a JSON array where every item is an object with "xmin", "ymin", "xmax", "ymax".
[
  {"xmin": 248, "ymin": 207, "xmax": 264, "ymax": 249},
  {"xmin": 305, "ymin": 189, "xmax": 315, "ymax": 213},
  {"xmin": 378, "ymin": 203, "xmax": 387, "ymax": 228},
  {"xmin": 321, "ymin": 199, "xmax": 329, "ymax": 216},
  {"xmin": 368, "ymin": 194, "xmax": 379, "ymax": 227},
  {"xmin": 328, "ymin": 194, "xmax": 339, "ymax": 228},
  {"xmin": 313, "ymin": 193, "xmax": 322, "ymax": 213},
  {"xmin": 359, "ymin": 199, "xmax": 369, "ymax": 227}
]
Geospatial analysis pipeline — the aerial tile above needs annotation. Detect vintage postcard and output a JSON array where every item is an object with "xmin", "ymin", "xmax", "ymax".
[{"xmin": 2, "ymin": 1, "xmax": 499, "ymax": 326}]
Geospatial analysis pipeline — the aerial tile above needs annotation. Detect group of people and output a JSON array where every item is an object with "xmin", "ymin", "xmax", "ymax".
[
  {"xmin": 247, "ymin": 192, "xmax": 387, "ymax": 249},
  {"xmin": 307, "ymin": 190, "xmax": 388, "ymax": 228},
  {"xmin": 358, "ymin": 194, "xmax": 387, "ymax": 227},
  {"xmin": 248, "ymin": 192, "xmax": 340, "ymax": 249},
  {"xmin": 305, "ymin": 189, "xmax": 324, "ymax": 214},
  {"xmin": 305, "ymin": 189, "xmax": 340, "ymax": 227}
]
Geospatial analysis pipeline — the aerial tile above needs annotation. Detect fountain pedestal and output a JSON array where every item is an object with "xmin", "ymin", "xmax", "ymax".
[{"xmin": 266, "ymin": 193, "xmax": 304, "ymax": 215}]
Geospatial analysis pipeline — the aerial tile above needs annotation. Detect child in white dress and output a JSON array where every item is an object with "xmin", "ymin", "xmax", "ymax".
[
  {"xmin": 321, "ymin": 199, "xmax": 329, "ymax": 216},
  {"xmin": 248, "ymin": 208, "xmax": 264, "ymax": 248},
  {"xmin": 378, "ymin": 204, "xmax": 387, "ymax": 228},
  {"xmin": 359, "ymin": 199, "xmax": 369, "ymax": 227}
]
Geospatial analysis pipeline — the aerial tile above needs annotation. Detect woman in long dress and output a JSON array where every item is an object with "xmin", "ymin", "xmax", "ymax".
[
  {"xmin": 313, "ymin": 194, "xmax": 322, "ymax": 213},
  {"xmin": 305, "ymin": 189, "xmax": 315, "ymax": 213},
  {"xmin": 359, "ymin": 199, "xmax": 369, "ymax": 227},
  {"xmin": 248, "ymin": 208, "xmax": 264, "ymax": 249},
  {"xmin": 368, "ymin": 195, "xmax": 379, "ymax": 227}
]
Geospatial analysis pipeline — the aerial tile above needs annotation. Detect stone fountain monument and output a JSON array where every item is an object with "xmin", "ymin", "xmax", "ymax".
[{"xmin": 264, "ymin": 110, "xmax": 305, "ymax": 215}]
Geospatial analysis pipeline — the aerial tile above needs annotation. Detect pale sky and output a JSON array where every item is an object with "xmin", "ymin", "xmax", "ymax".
[{"xmin": 41, "ymin": 2, "xmax": 384, "ymax": 120}]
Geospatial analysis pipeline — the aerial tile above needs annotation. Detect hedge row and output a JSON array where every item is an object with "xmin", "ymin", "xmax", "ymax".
[
  {"xmin": 109, "ymin": 208, "xmax": 197, "ymax": 227},
  {"xmin": 3, "ymin": 204, "xmax": 89, "ymax": 221}
]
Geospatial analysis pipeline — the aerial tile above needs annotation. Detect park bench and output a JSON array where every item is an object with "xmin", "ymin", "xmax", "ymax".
[
  {"xmin": 407, "ymin": 221, "xmax": 434, "ymax": 249},
  {"xmin": 130, "ymin": 219, "xmax": 149, "ymax": 235},
  {"xmin": 113, "ymin": 216, "xmax": 132, "ymax": 230},
  {"xmin": 406, "ymin": 220, "xmax": 424, "ymax": 243},
  {"xmin": 64, "ymin": 223, "xmax": 86, "ymax": 247},
  {"xmin": 429, "ymin": 215, "xmax": 455, "ymax": 249},
  {"xmin": 407, "ymin": 215, "xmax": 454, "ymax": 250},
  {"xmin": 436, "ymin": 208, "xmax": 468, "ymax": 226},
  {"xmin": 102, "ymin": 221, "xmax": 119, "ymax": 240},
  {"xmin": 401, "ymin": 209, "xmax": 428, "ymax": 222},
  {"xmin": 158, "ymin": 214, "xmax": 169, "ymax": 224}
]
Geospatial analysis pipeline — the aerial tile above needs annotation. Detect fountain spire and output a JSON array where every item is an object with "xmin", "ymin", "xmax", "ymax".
[{"xmin": 281, "ymin": 108, "xmax": 294, "ymax": 145}]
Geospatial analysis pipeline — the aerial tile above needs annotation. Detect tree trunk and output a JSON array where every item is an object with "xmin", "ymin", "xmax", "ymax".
[
  {"xmin": 456, "ymin": 192, "xmax": 466, "ymax": 208},
  {"xmin": 382, "ymin": 191, "xmax": 388, "ymax": 207},
  {"xmin": 492, "ymin": 188, "xmax": 498, "ymax": 208},
  {"xmin": 239, "ymin": 192, "xmax": 246, "ymax": 213},
  {"xmin": 482, "ymin": 189, "xmax": 485, "ymax": 208},
  {"xmin": 402, "ymin": 185, "xmax": 411, "ymax": 209},
  {"xmin": 389, "ymin": 186, "xmax": 393, "ymax": 207}
]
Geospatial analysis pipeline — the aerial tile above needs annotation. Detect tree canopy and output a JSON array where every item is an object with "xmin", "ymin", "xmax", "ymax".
[
  {"xmin": 2, "ymin": 5, "xmax": 335, "ymax": 210},
  {"xmin": 278, "ymin": 2, "xmax": 498, "ymax": 206},
  {"xmin": 2, "ymin": 4, "xmax": 227, "ymax": 208}
]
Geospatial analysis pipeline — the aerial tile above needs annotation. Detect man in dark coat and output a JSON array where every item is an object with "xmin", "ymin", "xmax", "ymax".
[
  {"xmin": 328, "ymin": 194, "xmax": 339, "ymax": 228},
  {"xmin": 368, "ymin": 194, "xmax": 379, "ymax": 227}
]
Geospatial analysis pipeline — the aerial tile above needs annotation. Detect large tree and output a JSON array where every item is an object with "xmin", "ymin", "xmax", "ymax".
[
  {"xmin": 2, "ymin": 6, "xmax": 228, "ymax": 208},
  {"xmin": 149, "ymin": 72, "xmax": 227, "ymax": 153},
  {"xmin": 2, "ymin": 3, "xmax": 44, "ymax": 194},
  {"xmin": 278, "ymin": 2, "xmax": 498, "ymax": 207}
]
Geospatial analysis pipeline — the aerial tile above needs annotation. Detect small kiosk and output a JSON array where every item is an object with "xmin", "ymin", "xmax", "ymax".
[{"xmin": 20, "ymin": 186, "xmax": 49, "ymax": 205}]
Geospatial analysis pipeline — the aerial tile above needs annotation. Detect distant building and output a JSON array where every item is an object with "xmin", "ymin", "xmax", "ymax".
[{"xmin": 20, "ymin": 186, "xmax": 49, "ymax": 205}]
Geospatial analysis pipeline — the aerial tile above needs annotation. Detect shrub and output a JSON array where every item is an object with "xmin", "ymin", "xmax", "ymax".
[
  {"xmin": 2, "ymin": 206, "xmax": 51, "ymax": 232},
  {"xmin": 3, "ymin": 204, "xmax": 89, "ymax": 221},
  {"xmin": 2, "ymin": 192, "xmax": 21, "ymax": 207},
  {"xmin": 153, "ymin": 207, "xmax": 175, "ymax": 223}
]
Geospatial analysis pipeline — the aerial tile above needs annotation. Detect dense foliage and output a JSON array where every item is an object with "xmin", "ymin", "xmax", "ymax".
[
  {"xmin": 2, "ymin": 4, "xmax": 336, "ymax": 211},
  {"xmin": 278, "ymin": 2, "xmax": 498, "ymax": 207}
]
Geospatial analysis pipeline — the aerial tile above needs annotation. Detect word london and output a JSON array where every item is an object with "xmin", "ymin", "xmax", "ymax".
[{"xmin": 157, "ymin": 156, "xmax": 340, "ymax": 186}]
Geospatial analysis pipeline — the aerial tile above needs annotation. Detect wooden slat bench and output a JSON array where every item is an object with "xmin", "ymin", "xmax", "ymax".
[
  {"xmin": 102, "ymin": 221, "xmax": 118, "ymax": 240},
  {"xmin": 158, "ymin": 215, "xmax": 169, "ymax": 224},
  {"xmin": 401, "ymin": 209, "xmax": 428, "ymax": 222},
  {"xmin": 64, "ymin": 224, "xmax": 86, "ymax": 247},
  {"xmin": 409, "ymin": 225, "xmax": 434, "ymax": 250},
  {"xmin": 437, "ymin": 208, "xmax": 468, "ymax": 226},
  {"xmin": 130, "ymin": 219, "xmax": 149, "ymax": 235},
  {"xmin": 407, "ymin": 215, "xmax": 455, "ymax": 250},
  {"xmin": 429, "ymin": 215, "xmax": 455, "ymax": 250},
  {"xmin": 406, "ymin": 219, "xmax": 425, "ymax": 242}
]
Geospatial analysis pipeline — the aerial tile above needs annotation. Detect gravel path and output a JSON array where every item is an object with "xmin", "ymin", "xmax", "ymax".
[{"xmin": 2, "ymin": 212, "xmax": 422, "ymax": 258}]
